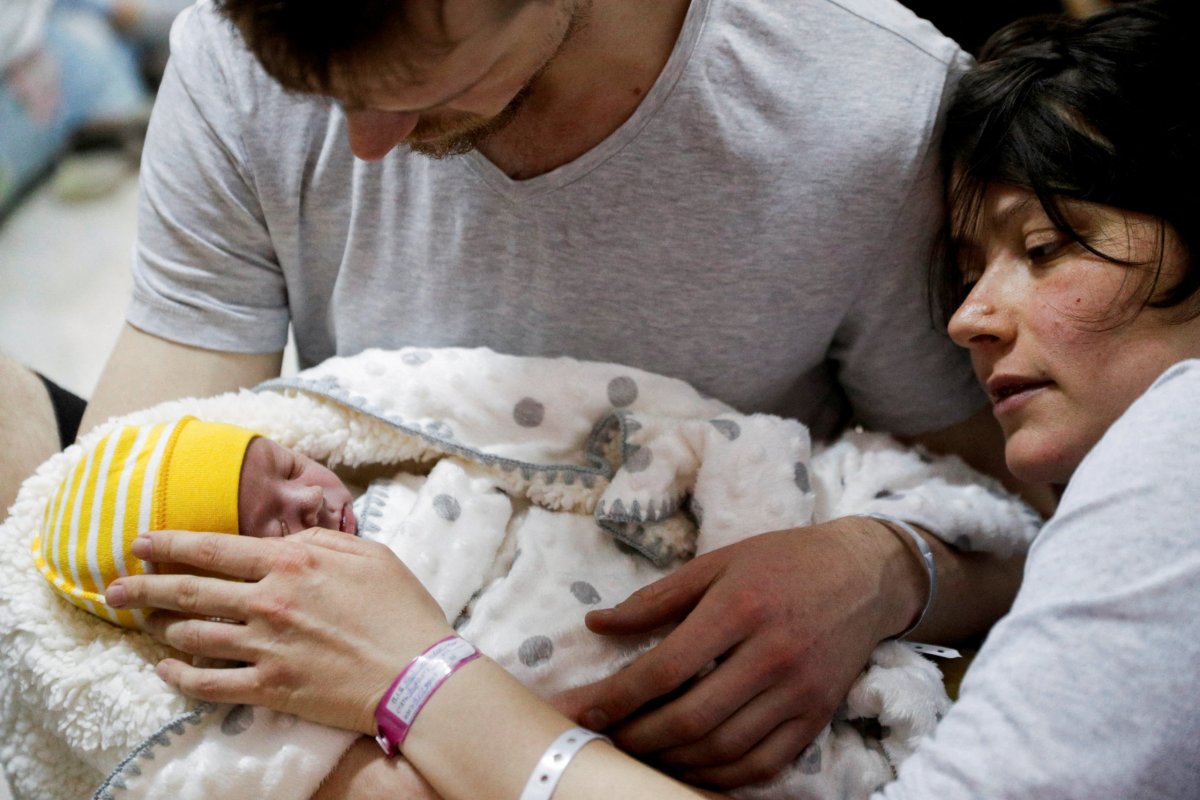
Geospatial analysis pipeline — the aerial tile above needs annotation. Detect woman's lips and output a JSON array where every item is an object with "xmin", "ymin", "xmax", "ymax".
[
  {"xmin": 990, "ymin": 380, "xmax": 1053, "ymax": 416},
  {"xmin": 339, "ymin": 505, "xmax": 358, "ymax": 534}
]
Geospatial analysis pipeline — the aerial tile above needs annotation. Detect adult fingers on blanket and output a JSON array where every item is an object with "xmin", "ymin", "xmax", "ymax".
[
  {"xmin": 562, "ymin": 524, "xmax": 895, "ymax": 787},
  {"xmin": 675, "ymin": 717, "xmax": 815, "ymax": 789},
  {"xmin": 637, "ymin": 642, "xmax": 842, "ymax": 771},
  {"xmin": 553, "ymin": 555, "xmax": 728, "ymax": 728},
  {"xmin": 583, "ymin": 562, "xmax": 714, "ymax": 634},
  {"xmin": 116, "ymin": 530, "xmax": 457, "ymax": 735}
]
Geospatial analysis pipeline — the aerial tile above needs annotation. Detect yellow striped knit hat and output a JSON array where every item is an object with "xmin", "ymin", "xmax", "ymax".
[{"xmin": 32, "ymin": 416, "xmax": 258, "ymax": 630}]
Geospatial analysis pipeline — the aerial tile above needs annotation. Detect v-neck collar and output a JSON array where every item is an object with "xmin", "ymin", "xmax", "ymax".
[{"xmin": 463, "ymin": 0, "xmax": 712, "ymax": 202}]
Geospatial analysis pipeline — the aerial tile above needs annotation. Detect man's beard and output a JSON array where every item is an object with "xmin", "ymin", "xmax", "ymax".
[
  {"xmin": 404, "ymin": 81, "xmax": 534, "ymax": 158},
  {"xmin": 404, "ymin": 0, "xmax": 589, "ymax": 159}
]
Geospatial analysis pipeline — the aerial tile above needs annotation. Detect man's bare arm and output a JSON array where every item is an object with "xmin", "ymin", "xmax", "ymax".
[
  {"xmin": 0, "ymin": 355, "xmax": 61, "ymax": 510},
  {"xmin": 79, "ymin": 323, "xmax": 283, "ymax": 437}
]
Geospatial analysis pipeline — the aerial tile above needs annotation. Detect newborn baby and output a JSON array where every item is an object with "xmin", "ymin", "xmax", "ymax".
[{"xmin": 32, "ymin": 416, "xmax": 355, "ymax": 630}]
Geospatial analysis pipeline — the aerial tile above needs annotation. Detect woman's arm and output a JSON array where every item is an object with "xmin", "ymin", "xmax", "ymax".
[
  {"xmin": 105, "ymin": 528, "xmax": 707, "ymax": 800},
  {"xmin": 880, "ymin": 367, "xmax": 1200, "ymax": 799}
]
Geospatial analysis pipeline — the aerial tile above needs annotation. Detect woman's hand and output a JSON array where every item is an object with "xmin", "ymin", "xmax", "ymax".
[
  {"xmin": 106, "ymin": 528, "xmax": 455, "ymax": 735},
  {"xmin": 552, "ymin": 519, "xmax": 924, "ymax": 788}
]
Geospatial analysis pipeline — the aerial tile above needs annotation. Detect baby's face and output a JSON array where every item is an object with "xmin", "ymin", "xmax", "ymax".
[{"xmin": 238, "ymin": 438, "xmax": 356, "ymax": 537}]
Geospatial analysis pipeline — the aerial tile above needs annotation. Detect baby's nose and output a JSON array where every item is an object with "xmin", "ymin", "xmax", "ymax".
[{"xmin": 299, "ymin": 485, "xmax": 326, "ymax": 527}]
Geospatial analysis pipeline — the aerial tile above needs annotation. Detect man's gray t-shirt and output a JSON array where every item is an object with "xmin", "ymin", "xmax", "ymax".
[
  {"xmin": 880, "ymin": 360, "xmax": 1200, "ymax": 799},
  {"xmin": 129, "ymin": 0, "xmax": 983, "ymax": 439}
]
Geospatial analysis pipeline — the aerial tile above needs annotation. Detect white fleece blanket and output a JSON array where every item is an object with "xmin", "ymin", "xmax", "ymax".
[{"xmin": 0, "ymin": 347, "xmax": 1040, "ymax": 800}]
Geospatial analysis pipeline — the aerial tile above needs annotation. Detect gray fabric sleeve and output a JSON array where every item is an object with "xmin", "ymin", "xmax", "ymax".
[
  {"xmin": 832, "ymin": 48, "xmax": 985, "ymax": 437},
  {"xmin": 877, "ymin": 360, "xmax": 1200, "ymax": 800},
  {"xmin": 126, "ymin": 6, "xmax": 289, "ymax": 353}
]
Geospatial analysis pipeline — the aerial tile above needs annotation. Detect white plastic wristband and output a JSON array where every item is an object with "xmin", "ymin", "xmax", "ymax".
[
  {"xmin": 374, "ymin": 635, "xmax": 481, "ymax": 756},
  {"xmin": 518, "ymin": 727, "xmax": 610, "ymax": 800},
  {"xmin": 864, "ymin": 513, "xmax": 937, "ymax": 640}
]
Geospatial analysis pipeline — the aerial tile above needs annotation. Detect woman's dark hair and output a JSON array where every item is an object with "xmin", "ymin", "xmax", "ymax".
[{"xmin": 932, "ymin": 0, "xmax": 1200, "ymax": 323}]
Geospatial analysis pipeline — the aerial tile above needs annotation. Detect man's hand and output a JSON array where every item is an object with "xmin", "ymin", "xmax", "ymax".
[
  {"xmin": 553, "ymin": 519, "xmax": 923, "ymax": 788},
  {"xmin": 106, "ymin": 528, "xmax": 455, "ymax": 735}
]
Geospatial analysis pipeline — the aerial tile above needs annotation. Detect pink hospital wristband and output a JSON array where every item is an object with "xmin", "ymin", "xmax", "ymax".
[{"xmin": 374, "ymin": 635, "xmax": 481, "ymax": 756}]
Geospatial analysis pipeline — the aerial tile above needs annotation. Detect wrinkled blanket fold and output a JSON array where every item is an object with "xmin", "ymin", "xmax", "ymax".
[{"xmin": 0, "ymin": 348, "xmax": 1039, "ymax": 800}]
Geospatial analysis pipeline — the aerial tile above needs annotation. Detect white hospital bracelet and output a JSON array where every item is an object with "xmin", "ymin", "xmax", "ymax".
[
  {"xmin": 864, "ymin": 513, "xmax": 937, "ymax": 640},
  {"xmin": 519, "ymin": 727, "xmax": 609, "ymax": 800}
]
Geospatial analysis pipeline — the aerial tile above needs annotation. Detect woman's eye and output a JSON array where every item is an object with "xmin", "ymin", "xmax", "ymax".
[{"xmin": 1025, "ymin": 233, "xmax": 1069, "ymax": 262}]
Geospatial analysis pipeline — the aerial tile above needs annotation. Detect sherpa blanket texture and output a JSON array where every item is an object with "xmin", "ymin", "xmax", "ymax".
[{"xmin": 0, "ymin": 347, "xmax": 1040, "ymax": 800}]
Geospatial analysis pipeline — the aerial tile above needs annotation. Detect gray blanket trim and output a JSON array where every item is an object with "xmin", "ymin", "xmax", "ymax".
[
  {"xmin": 93, "ymin": 703, "xmax": 219, "ymax": 799},
  {"xmin": 256, "ymin": 379, "xmax": 683, "ymax": 565},
  {"xmin": 255, "ymin": 377, "xmax": 615, "ymax": 488}
]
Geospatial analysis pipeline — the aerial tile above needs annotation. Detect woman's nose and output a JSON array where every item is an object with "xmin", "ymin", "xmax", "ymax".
[
  {"xmin": 948, "ymin": 275, "xmax": 1009, "ymax": 349},
  {"xmin": 345, "ymin": 109, "xmax": 420, "ymax": 160}
]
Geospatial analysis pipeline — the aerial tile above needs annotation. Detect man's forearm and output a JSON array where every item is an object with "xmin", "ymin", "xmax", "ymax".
[
  {"xmin": 0, "ymin": 355, "xmax": 60, "ymax": 510},
  {"xmin": 80, "ymin": 323, "xmax": 283, "ymax": 437}
]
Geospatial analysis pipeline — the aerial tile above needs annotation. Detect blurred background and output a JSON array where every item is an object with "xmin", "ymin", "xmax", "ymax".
[{"xmin": 0, "ymin": 1, "xmax": 1116, "ymax": 792}]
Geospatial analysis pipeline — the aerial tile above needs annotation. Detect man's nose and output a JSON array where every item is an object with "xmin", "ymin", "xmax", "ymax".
[{"xmin": 345, "ymin": 109, "xmax": 420, "ymax": 160}]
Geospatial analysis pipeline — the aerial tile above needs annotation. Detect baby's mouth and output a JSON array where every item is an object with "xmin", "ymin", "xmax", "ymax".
[{"xmin": 339, "ymin": 505, "xmax": 358, "ymax": 534}]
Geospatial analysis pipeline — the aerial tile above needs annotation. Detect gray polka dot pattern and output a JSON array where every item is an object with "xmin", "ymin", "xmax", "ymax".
[
  {"xmin": 400, "ymin": 350, "xmax": 431, "ymax": 366},
  {"xmin": 710, "ymin": 419, "xmax": 741, "ymax": 441},
  {"xmin": 570, "ymin": 581, "xmax": 601, "ymax": 604},
  {"xmin": 954, "ymin": 534, "xmax": 972, "ymax": 551},
  {"xmin": 518, "ymin": 635, "xmax": 554, "ymax": 667},
  {"xmin": 625, "ymin": 445, "xmax": 653, "ymax": 473},
  {"xmin": 794, "ymin": 462, "xmax": 811, "ymax": 493},
  {"xmin": 799, "ymin": 743, "xmax": 822, "ymax": 774},
  {"xmin": 607, "ymin": 376, "xmax": 639, "ymax": 407},
  {"xmin": 433, "ymin": 494, "xmax": 461, "ymax": 521},
  {"xmin": 875, "ymin": 489, "xmax": 901, "ymax": 500},
  {"xmin": 513, "ymin": 397, "xmax": 545, "ymax": 427},
  {"xmin": 221, "ymin": 705, "xmax": 254, "ymax": 736}
]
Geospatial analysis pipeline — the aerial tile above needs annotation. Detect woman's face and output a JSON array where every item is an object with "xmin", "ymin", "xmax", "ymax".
[{"xmin": 948, "ymin": 186, "xmax": 1200, "ymax": 484}]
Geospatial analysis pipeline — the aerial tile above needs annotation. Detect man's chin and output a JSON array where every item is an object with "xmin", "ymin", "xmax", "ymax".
[
  {"xmin": 405, "ymin": 134, "xmax": 484, "ymax": 159},
  {"xmin": 404, "ymin": 83, "xmax": 533, "ymax": 159}
]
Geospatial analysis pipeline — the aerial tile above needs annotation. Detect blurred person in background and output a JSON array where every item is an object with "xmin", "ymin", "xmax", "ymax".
[{"xmin": 0, "ymin": 0, "xmax": 188, "ymax": 215}]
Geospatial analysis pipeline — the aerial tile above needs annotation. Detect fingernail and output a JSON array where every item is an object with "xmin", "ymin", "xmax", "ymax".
[
  {"xmin": 107, "ymin": 584, "xmax": 127, "ymax": 608},
  {"xmin": 583, "ymin": 708, "xmax": 608, "ymax": 730},
  {"xmin": 130, "ymin": 534, "xmax": 152, "ymax": 559}
]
